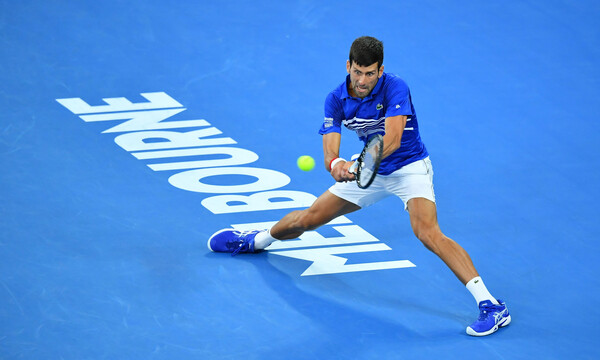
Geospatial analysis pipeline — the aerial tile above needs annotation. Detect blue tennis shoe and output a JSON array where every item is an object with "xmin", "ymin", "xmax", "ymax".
[
  {"xmin": 466, "ymin": 299, "xmax": 511, "ymax": 336},
  {"xmin": 207, "ymin": 228, "xmax": 259, "ymax": 256}
]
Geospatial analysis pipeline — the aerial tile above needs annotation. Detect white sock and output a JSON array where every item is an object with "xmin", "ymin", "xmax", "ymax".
[
  {"xmin": 465, "ymin": 277, "xmax": 499, "ymax": 305},
  {"xmin": 254, "ymin": 229, "xmax": 278, "ymax": 250}
]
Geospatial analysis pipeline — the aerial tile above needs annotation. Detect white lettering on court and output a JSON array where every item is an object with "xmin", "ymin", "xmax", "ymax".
[{"xmin": 56, "ymin": 92, "xmax": 416, "ymax": 276}]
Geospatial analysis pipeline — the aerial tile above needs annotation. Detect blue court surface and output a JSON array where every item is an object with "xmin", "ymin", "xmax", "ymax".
[{"xmin": 1, "ymin": 1, "xmax": 599, "ymax": 359}]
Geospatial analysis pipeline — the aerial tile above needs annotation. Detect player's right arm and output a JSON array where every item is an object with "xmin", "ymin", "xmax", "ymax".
[
  {"xmin": 323, "ymin": 132, "xmax": 355, "ymax": 182},
  {"xmin": 323, "ymin": 132, "xmax": 341, "ymax": 170},
  {"xmin": 320, "ymin": 91, "xmax": 354, "ymax": 182}
]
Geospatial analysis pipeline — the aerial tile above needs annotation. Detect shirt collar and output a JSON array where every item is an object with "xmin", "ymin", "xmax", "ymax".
[{"xmin": 342, "ymin": 72, "xmax": 385, "ymax": 100}]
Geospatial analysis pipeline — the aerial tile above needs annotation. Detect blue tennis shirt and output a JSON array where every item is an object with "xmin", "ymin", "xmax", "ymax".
[{"xmin": 319, "ymin": 72, "xmax": 429, "ymax": 175}]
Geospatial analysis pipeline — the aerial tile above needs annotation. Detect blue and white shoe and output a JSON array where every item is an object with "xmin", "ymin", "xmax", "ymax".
[
  {"xmin": 207, "ymin": 228, "xmax": 259, "ymax": 256},
  {"xmin": 466, "ymin": 299, "xmax": 511, "ymax": 336}
]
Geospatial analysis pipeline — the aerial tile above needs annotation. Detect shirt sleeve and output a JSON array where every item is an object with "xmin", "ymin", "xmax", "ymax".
[
  {"xmin": 319, "ymin": 92, "xmax": 343, "ymax": 135},
  {"xmin": 384, "ymin": 77, "xmax": 413, "ymax": 118}
]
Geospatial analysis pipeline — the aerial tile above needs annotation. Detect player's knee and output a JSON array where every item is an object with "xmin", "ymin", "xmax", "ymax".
[{"xmin": 414, "ymin": 226, "xmax": 444, "ymax": 254}]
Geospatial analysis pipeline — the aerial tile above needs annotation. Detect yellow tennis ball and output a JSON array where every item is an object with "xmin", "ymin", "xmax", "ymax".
[{"xmin": 297, "ymin": 155, "xmax": 315, "ymax": 171}]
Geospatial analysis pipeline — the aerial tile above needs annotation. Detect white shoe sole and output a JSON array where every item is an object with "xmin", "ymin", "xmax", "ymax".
[
  {"xmin": 207, "ymin": 228, "xmax": 235, "ymax": 252},
  {"xmin": 466, "ymin": 315, "xmax": 511, "ymax": 337}
]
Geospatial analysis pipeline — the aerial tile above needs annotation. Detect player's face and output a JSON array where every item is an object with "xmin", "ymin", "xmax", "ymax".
[{"xmin": 346, "ymin": 61, "xmax": 384, "ymax": 99}]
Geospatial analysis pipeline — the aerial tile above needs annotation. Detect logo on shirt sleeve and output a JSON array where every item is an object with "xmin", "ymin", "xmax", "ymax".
[
  {"xmin": 395, "ymin": 104, "xmax": 400, "ymax": 109},
  {"xmin": 324, "ymin": 117, "xmax": 333, "ymax": 128}
]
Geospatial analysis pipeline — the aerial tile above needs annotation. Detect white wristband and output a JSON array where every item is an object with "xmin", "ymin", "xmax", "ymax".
[{"xmin": 330, "ymin": 157, "xmax": 347, "ymax": 172}]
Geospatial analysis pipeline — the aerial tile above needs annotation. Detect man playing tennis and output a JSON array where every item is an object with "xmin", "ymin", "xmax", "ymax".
[{"xmin": 208, "ymin": 36, "xmax": 510, "ymax": 337}]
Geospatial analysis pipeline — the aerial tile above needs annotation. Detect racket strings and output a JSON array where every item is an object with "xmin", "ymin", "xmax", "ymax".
[{"xmin": 357, "ymin": 141, "xmax": 380, "ymax": 186}]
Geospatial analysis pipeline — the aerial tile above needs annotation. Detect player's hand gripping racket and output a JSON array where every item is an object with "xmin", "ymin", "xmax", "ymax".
[{"xmin": 348, "ymin": 134, "xmax": 384, "ymax": 189}]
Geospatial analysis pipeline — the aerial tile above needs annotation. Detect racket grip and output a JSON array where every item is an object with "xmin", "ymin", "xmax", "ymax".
[{"xmin": 349, "ymin": 160, "xmax": 358, "ymax": 174}]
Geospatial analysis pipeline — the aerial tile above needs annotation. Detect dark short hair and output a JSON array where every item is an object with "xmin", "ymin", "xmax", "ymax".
[{"xmin": 349, "ymin": 36, "xmax": 384, "ymax": 68}]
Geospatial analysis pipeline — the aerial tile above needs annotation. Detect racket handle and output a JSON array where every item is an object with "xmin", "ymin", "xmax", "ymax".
[{"xmin": 349, "ymin": 160, "xmax": 358, "ymax": 174}]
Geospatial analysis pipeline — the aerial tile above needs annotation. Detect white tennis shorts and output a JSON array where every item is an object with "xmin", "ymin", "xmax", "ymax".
[{"xmin": 329, "ymin": 156, "xmax": 435, "ymax": 210}]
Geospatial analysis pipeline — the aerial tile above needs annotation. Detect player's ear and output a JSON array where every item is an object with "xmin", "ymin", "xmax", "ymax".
[
  {"xmin": 346, "ymin": 60, "xmax": 351, "ymax": 73},
  {"xmin": 378, "ymin": 65, "xmax": 384, "ymax": 77}
]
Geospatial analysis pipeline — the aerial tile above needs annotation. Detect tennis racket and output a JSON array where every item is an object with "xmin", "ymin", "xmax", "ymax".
[{"xmin": 348, "ymin": 134, "xmax": 384, "ymax": 189}]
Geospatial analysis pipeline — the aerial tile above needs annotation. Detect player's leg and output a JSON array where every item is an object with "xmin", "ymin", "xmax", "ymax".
[
  {"xmin": 406, "ymin": 197, "xmax": 477, "ymax": 284},
  {"xmin": 250, "ymin": 190, "xmax": 361, "ymax": 249},
  {"xmin": 390, "ymin": 157, "xmax": 510, "ymax": 336},
  {"xmin": 392, "ymin": 158, "xmax": 486, "ymax": 285},
  {"xmin": 407, "ymin": 197, "xmax": 510, "ymax": 336},
  {"xmin": 269, "ymin": 190, "xmax": 361, "ymax": 240},
  {"xmin": 207, "ymin": 190, "xmax": 361, "ymax": 254}
]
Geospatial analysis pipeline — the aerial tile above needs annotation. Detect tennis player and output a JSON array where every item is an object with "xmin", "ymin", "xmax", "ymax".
[{"xmin": 208, "ymin": 36, "xmax": 510, "ymax": 337}]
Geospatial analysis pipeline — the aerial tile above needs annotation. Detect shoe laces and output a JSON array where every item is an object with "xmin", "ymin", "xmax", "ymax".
[
  {"xmin": 478, "ymin": 303, "xmax": 500, "ymax": 321},
  {"xmin": 228, "ymin": 230, "xmax": 255, "ymax": 256}
]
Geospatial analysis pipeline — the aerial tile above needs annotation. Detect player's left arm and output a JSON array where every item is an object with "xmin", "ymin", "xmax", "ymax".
[{"xmin": 381, "ymin": 115, "xmax": 406, "ymax": 159}]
